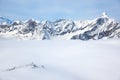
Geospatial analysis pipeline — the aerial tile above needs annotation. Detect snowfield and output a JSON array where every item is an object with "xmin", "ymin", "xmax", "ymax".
[{"xmin": 0, "ymin": 39, "xmax": 120, "ymax": 80}]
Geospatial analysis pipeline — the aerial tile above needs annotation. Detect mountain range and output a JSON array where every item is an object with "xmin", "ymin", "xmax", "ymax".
[{"xmin": 0, "ymin": 12, "xmax": 120, "ymax": 40}]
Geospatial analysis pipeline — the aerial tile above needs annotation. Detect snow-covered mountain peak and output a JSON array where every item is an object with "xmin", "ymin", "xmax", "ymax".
[{"xmin": 0, "ymin": 17, "xmax": 12, "ymax": 25}]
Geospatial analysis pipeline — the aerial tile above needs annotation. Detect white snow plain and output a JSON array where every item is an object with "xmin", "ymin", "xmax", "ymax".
[{"xmin": 0, "ymin": 39, "xmax": 120, "ymax": 80}]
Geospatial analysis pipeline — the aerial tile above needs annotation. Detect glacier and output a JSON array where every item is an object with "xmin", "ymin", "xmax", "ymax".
[{"xmin": 0, "ymin": 12, "xmax": 120, "ymax": 40}]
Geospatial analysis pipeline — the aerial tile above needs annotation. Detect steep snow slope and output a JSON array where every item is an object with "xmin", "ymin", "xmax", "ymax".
[
  {"xmin": 0, "ymin": 39, "xmax": 120, "ymax": 80},
  {"xmin": 0, "ymin": 13, "xmax": 120, "ymax": 40}
]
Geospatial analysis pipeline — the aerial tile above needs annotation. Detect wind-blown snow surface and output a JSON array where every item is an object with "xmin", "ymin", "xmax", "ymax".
[{"xmin": 0, "ymin": 40, "xmax": 120, "ymax": 80}]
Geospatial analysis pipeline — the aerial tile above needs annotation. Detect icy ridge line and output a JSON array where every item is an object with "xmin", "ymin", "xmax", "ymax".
[{"xmin": 1, "ymin": 62, "xmax": 45, "ymax": 72}]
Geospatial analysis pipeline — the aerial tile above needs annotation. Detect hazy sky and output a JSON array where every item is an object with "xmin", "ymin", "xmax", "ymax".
[{"xmin": 0, "ymin": 0, "xmax": 120, "ymax": 21}]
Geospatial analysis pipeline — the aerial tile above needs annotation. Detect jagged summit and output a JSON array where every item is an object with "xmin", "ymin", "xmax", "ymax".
[
  {"xmin": 0, "ymin": 13, "xmax": 120, "ymax": 40},
  {"xmin": 102, "ymin": 12, "xmax": 108, "ymax": 18}
]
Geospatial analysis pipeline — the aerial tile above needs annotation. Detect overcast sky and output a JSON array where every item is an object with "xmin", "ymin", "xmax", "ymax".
[{"xmin": 0, "ymin": 0, "xmax": 120, "ymax": 21}]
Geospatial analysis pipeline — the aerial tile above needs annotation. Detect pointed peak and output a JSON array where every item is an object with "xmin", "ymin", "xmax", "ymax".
[{"xmin": 102, "ymin": 12, "xmax": 108, "ymax": 18}]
